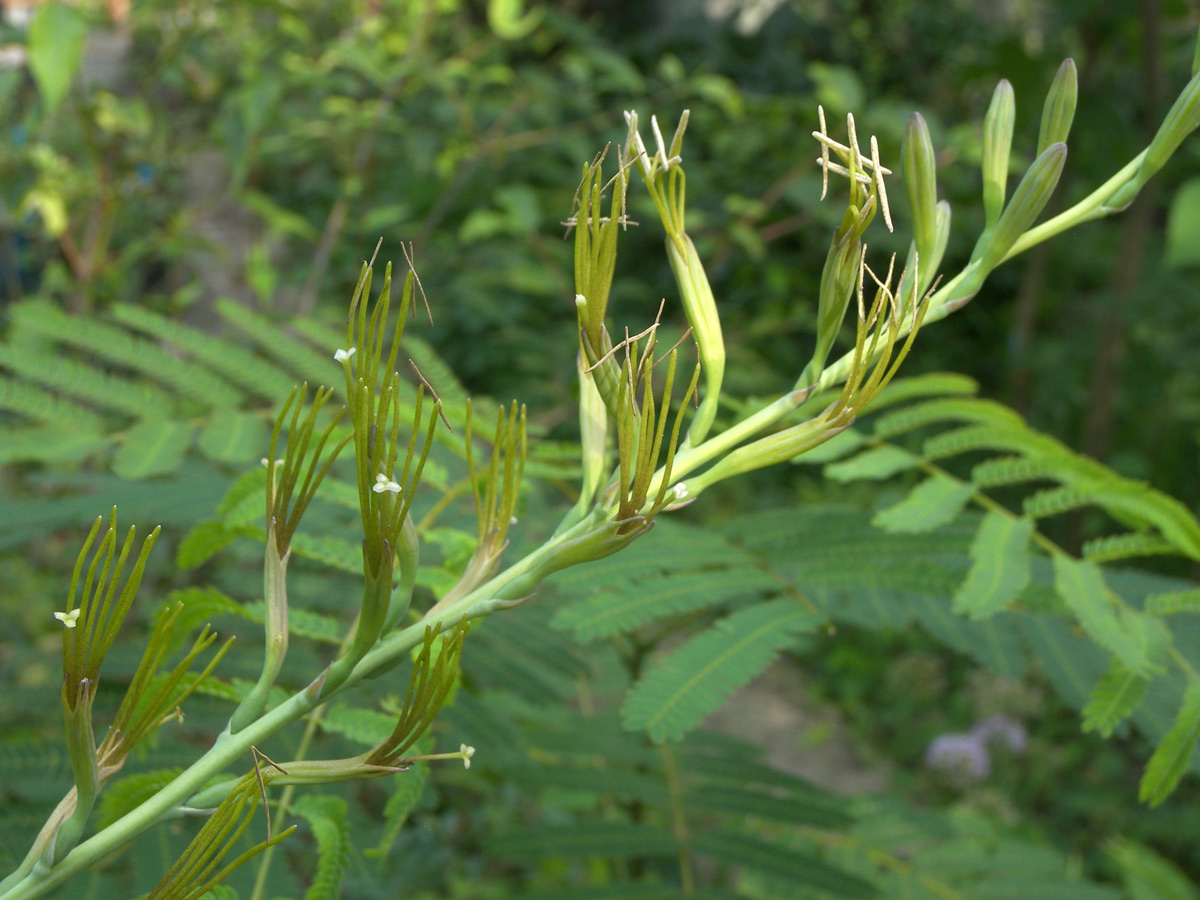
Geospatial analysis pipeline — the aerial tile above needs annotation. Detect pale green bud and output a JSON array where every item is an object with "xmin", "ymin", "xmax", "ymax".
[
  {"xmin": 1037, "ymin": 59, "xmax": 1077, "ymax": 155},
  {"xmin": 982, "ymin": 79, "xmax": 1015, "ymax": 228},
  {"xmin": 1193, "ymin": 21, "xmax": 1200, "ymax": 77},
  {"xmin": 666, "ymin": 234, "xmax": 724, "ymax": 446},
  {"xmin": 1140, "ymin": 68, "xmax": 1200, "ymax": 189},
  {"xmin": 902, "ymin": 112, "xmax": 938, "ymax": 263},
  {"xmin": 980, "ymin": 142, "xmax": 1067, "ymax": 272}
]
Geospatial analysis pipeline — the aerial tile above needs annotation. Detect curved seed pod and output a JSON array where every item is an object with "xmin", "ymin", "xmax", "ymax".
[
  {"xmin": 981, "ymin": 142, "xmax": 1067, "ymax": 271},
  {"xmin": 982, "ymin": 79, "xmax": 1016, "ymax": 228},
  {"xmin": 1038, "ymin": 59, "xmax": 1078, "ymax": 155},
  {"xmin": 902, "ymin": 112, "xmax": 938, "ymax": 263}
]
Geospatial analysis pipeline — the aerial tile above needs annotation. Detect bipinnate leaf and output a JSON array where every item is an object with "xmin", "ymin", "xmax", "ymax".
[
  {"xmin": 621, "ymin": 600, "xmax": 823, "ymax": 742},
  {"xmin": 689, "ymin": 830, "xmax": 877, "ymax": 899},
  {"xmin": 1108, "ymin": 838, "xmax": 1200, "ymax": 900},
  {"xmin": 1145, "ymin": 589, "xmax": 1200, "ymax": 615},
  {"xmin": 1082, "ymin": 660, "xmax": 1148, "ymax": 738},
  {"xmin": 487, "ymin": 822, "xmax": 677, "ymax": 861},
  {"xmin": 291, "ymin": 795, "xmax": 350, "ymax": 900},
  {"xmin": 551, "ymin": 569, "xmax": 778, "ymax": 642},
  {"xmin": 114, "ymin": 418, "xmax": 194, "ymax": 479},
  {"xmin": 952, "ymin": 512, "xmax": 1033, "ymax": 619},
  {"xmin": 825, "ymin": 446, "xmax": 917, "ymax": 482},
  {"xmin": 198, "ymin": 411, "xmax": 269, "ymax": 463},
  {"xmin": 1053, "ymin": 555, "xmax": 1169, "ymax": 678},
  {"xmin": 368, "ymin": 763, "xmax": 429, "ymax": 860},
  {"xmin": 872, "ymin": 475, "xmax": 975, "ymax": 534},
  {"xmin": 1139, "ymin": 678, "xmax": 1200, "ymax": 806}
]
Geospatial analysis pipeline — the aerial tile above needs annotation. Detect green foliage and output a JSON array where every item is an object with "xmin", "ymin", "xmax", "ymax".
[
  {"xmin": 621, "ymin": 600, "xmax": 823, "ymax": 742},
  {"xmin": 4, "ymin": 4, "xmax": 1200, "ymax": 899},
  {"xmin": 289, "ymin": 796, "xmax": 350, "ymax": 900}
]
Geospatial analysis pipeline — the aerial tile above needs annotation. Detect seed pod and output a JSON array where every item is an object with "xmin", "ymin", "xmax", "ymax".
[
  {"xmin": 981, "ymin": 142, "xmax": 1067, "ymax": 271},
  {"xmin": 1038, "ymin": 59, "xmax": 1078, "ymax": 155},
  {"xmin": 982, "ymin": 79, "xmax": 1016, "ymax": 228},
  {"xmin": 903, "ymin": 112, "xmax": 938, "ymax": 263}
]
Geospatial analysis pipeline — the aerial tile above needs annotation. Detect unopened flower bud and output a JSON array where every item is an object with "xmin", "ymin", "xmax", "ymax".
[
  {"xmin": 902, "ymin": 112, "xmax": 938, "ymax": 263},
  {"xmin": 982, "ymin": 79, "xmax": 1015, "ymax": 228},
  {"xmin": 981, "ymin": 142, "xmax": 1067, "ymax": 271},
  {"xmin": 1140, "ymin": 68, "xmax": 1200, "ymax": 188},
  {"xmin": 1037, "ymin": 59, "xmax": 1077, "ymax": 155}
]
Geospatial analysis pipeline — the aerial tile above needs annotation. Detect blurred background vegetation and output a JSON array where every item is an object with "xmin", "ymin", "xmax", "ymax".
[{"xmin": 2, "ymin": 0, "xmax": 1200, "ymax": 898}]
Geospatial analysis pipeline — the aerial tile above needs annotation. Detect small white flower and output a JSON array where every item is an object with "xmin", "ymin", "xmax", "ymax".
[
  {"xmin": 334, "ymin": 347, "xmax": 357, "ymax": 362},
  {"xmin": 672, "ymin": 483, "xmax": 688, "ymax": 501},
  {"xmin": 460, "ymin": 744, "xmax": 476, "ymax": 770},
  {"xmin": 372, "ymin": 473, "xmax": 401, "ymax": 494},
  {"xmin": 261, "ymin": 457, "xmax": 284, "ymax": 467},
  {"xmin": 54, "ymin": 609, "xmax": 81, "ymax": 629}
]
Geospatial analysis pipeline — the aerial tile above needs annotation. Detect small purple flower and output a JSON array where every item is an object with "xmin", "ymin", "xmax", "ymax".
[
  {"xmin": 972, "ymin": 715, "xmax": 1027, "ymax": 753},
  {"xmin": 925, "ymin": 732, "xmax": 991, "ymax": 781}
]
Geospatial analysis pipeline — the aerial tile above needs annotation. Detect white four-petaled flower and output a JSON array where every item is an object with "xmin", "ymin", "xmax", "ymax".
[
  {"xmin": 672, "ymin": 483, "xmax": 688, "ymax": 501},
  {"xmin": 373, "ymin": 473, "xmax": 401, "ymax": 494},
  {"xmin": 334, "ymin": 347, "xmax": 357, "ymax": 362},
  {"xmin": 460, "ymin": 744, "xmax": 476, "ymax": 770},
  {"xmin": 54, "ymin": 609, "xmax": 81, "ymax": 628}
]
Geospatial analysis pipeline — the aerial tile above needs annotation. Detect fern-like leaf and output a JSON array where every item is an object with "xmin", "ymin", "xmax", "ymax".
[
  {"xmin": 1082, "ymin": 532, "xmax": 1179, "ymax": 563},
  {"xmin": 367, "ymin": 763, "xmax": 429, "ymax": 860},
  {"xmin": 97, "ymin": 769, "xmax": 184, "ymax": 829},
  {"xmin": 872, "ymin": 396, "xmax": 1023, "ymax": 439},
  {"xmin": 316, "ymin": 705, "xmax": 400, "ymax": 746},
  {"xmin": 0, "ymin": 342, "xmax": 171, "ymax": 418},
  {"xmin": 111, "ymin": 303, "xmax": 298, "ymax": 400},
  {"xmin": 870, "ymin": 372, "xmax": 979, "ymax": 410},
  {"xmin": 825, "ymin": 446, "xmax": 918, "ymax": 482},
  {"xmin": 621, "ymin": 600, "xmax": 822, "ymax": 741},
  {"xmin": 0, "ymin": 375, "xmax": 104, "ymax": 430},
  {"xmin": 1053, "ymin": 556, "xmax": 1169, "ymax": 678},
  {"xmin": 112, "ymin": 418, "xmax": 194, "ymax": 479},
  {"xmin": 552, "ymin": 569, "xmax": 778, "ymax": 642},
  {"xmin": 9, "ymin": 300, "xmax": 243, "ymax": 409},
  {"xmin": 1144, "ymin": 589, "xmax": 1200, "ymax": 616},
  {"xmin": 871, "ymin": 474, "xmax": 975, "ymax": 534},
  {"xmin": 689, "ymin": 830, "xmax": 877, "ymax": 899},
  {"xmin": 1082, "ymin": 661, "xmax": 1148, "ymax": 738},
  {"xmin": 1139, "ymin": 678, "xmax": 1200, "ymax": 806},
  {"xmin": 216, "ymin": 299, "xmax": 337, "ymax": 387},
  {"xmin": 197, "ymin": 410, "xmax": 269, "ymax": 463},
  {"xmin": 951, "ymin": 512, "xmax": 1033, "ymax": 619},
  {"xmin": 290, "ymin": 795, "xmax": 350, "ymax": 900},
  {"xmin": 486, "ymin": 822, "xmax": 678, "ymax": 861}
]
